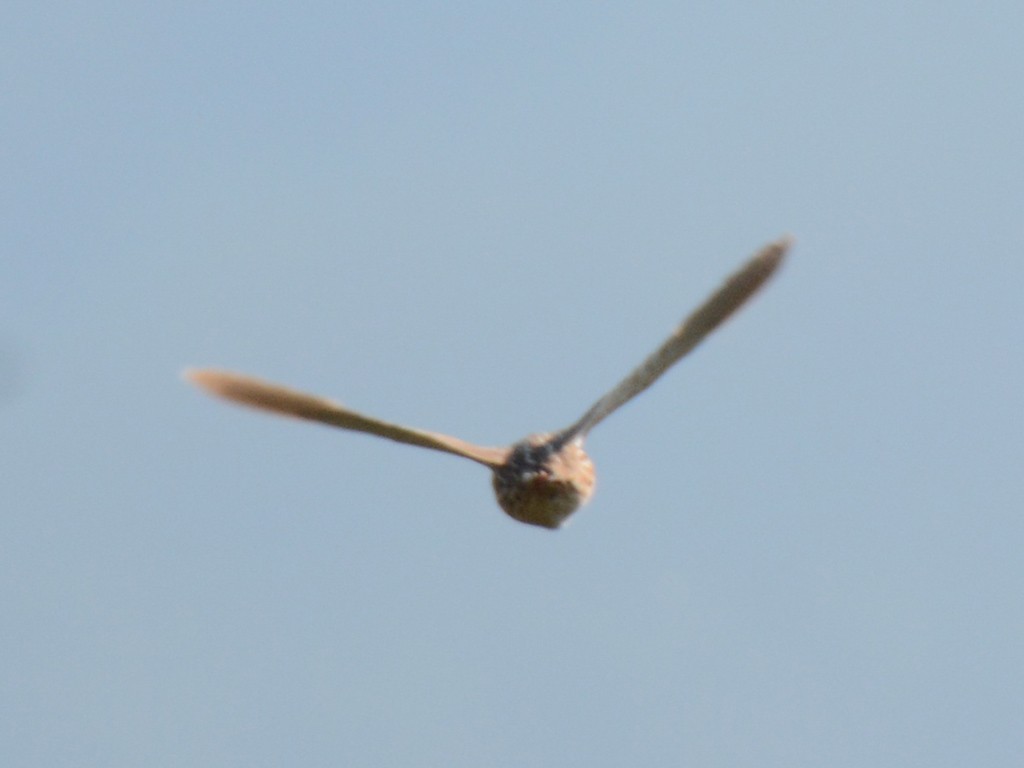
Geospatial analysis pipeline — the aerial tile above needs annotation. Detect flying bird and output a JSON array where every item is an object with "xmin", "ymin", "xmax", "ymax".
[{"xmin": 186, "ymin": 237, "xmax": 789, "ymax": 529}]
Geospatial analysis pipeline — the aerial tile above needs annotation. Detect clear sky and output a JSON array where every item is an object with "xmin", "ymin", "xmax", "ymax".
[{"xmin": 3, "ymin": 3, "xmax": 1022, "ymax": 766}]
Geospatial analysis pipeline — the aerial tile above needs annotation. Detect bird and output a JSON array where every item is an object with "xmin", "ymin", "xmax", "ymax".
[{"xmin": 185, "ymin": 237, "xmax": 789, "ymax": 529}]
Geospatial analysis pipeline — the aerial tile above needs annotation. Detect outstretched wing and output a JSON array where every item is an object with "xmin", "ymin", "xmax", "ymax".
[
  {"xmin": 184, "ymin": 369, "xmax": 508, "ymax": 468},
  {"xmin": 559, "ymin": 237, "xmax": 790, "ymax": 441}
]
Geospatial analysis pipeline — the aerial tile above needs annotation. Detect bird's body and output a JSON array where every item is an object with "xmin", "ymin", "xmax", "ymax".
[
  {"xmin": 185, "ymin": 237, "xmax": 789, "ymax": 529},
  {"xmin": 491, "ymin": 433, "xmax": 596, "ymax": 529}
]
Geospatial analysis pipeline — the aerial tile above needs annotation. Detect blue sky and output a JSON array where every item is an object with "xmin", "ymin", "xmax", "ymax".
[{"xmin": 3, "ymin": 3, "xmax": 1022, "ymax": 766}]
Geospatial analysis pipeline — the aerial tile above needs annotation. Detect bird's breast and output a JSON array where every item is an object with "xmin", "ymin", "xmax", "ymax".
[{"xmin": 491, "ymin": 434, "xmax": 596, "ymax": 529}]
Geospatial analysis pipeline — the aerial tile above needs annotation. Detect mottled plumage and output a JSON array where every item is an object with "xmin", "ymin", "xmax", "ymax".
[{"xmin": 185, "ymin": 237, "xmax": 789, "ymax": 529}]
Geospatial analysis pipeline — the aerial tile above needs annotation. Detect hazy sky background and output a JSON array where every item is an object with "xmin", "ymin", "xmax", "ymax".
[{"xmin": 3, "ymin": 3, "xmax": 1022, "ymax": 766}]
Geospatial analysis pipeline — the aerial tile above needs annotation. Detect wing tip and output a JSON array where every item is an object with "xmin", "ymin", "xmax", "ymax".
[
  {"xmin": 181, "ymin": 367, "xmax": 250, "ymax": 401},
  {"xmin": 181, "ymin": 366, "xmax": 219, "ymax": 391},
  {"xmin": 741, "ymin": 234, "xmax": 793, "ymax": 288},
  {"xmin": 759, "ymin": 234, "xmax": 794, "ymax": 269}
]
